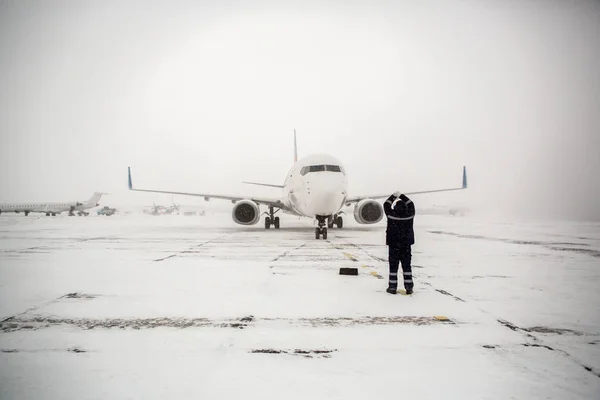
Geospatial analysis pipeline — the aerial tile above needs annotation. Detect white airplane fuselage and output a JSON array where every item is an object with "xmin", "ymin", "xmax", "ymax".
[
  {"xmin": 282, "ymin": 153, "xmax": 348, "ymax": 219},
  {"xmin": 0, "ymin": 193, "xmax": 104, "ymax": 216},
  {"xmin": 1, "ymin": 202, "xmax": 78, "ymax": 214}
]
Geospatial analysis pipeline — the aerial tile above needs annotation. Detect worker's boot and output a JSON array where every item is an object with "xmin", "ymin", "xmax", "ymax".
[{"xmin": 386, "ymin": 285, "xmax": 397, "ymax": 294}]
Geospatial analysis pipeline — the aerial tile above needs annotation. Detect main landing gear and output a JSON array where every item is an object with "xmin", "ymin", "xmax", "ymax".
[
  {"xmin": 327, "ymin": 214, "xmax": 344, "ymax": 229},
  {"xmin": 264, "ymin": 206, "xmax": 280, "ymax": 229}
]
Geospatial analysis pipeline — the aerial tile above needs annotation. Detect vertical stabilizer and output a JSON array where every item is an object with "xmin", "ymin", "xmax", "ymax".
[
  {"xmin": 294, "ymin": 129, "xmax": 298, "ymax": 163},
  {"xmin": 86, "ymin": 192, "xmax": 104, "ymax": 207}
]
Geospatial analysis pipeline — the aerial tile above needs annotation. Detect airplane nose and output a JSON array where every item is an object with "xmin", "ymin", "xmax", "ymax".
[{"xmin": 311, "ymin": 190, "xmax": 346, "ymax": 215}]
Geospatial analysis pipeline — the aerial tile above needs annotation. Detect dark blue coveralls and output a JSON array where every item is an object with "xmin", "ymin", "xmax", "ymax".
[{"xmin": 383, "ymin": 193, "xmax": 415, "ymax": 294}]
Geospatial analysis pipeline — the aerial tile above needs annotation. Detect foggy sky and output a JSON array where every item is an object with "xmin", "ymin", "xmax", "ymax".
[{"xmin": 1, "ymin": 0, "xmax": 599, "ymax": 221}]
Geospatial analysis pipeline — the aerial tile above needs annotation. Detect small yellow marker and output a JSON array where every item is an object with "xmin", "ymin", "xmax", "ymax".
[
  {"xmin": 434, "ymin": 316, "xmax": 450, "ymax": 321},
  {"xmin": 342, "ymin": 252, "xmax": 357, "ymax": 261}
]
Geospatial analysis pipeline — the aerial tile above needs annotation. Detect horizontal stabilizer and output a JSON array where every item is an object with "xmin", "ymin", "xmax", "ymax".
[{"xmin": 242, "ymin": 181, "xmax": 285, "ymax": 189}]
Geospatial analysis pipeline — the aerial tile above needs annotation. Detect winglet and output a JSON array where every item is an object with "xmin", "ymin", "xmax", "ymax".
[
  {"xmin": 462, "ymin": 166, "xmax": 468, "ymax": 189},
  {"xmin": 293, "ymin": 129, "xmax": 298, "ymax": 163},
  {"xmin": 128, "ymin": 166, "xmax": 133, "ymax": 190}
]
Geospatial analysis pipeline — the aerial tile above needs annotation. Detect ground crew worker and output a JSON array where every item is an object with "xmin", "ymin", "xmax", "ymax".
[{"xmin": 383, "ymin": 191, "xmax": 415, "ymax": 294}]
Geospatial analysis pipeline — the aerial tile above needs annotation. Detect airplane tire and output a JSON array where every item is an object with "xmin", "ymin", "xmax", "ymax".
[
  {"xmin": 274, "ymin": 217, "xmax": 280, "ymax": 229},
  {"xmin": 265, "ymin": 217, "xmax": 271, "ymax": 229},
  {"xmin": 336, "ymin": 216, "xmax": 343, "ymax": 229},
  {"xmin": 322, "ymin": 228, "xmax": 328, "ymax": 240},
  {"xmin": 315, "ymin": 228, "xmax": 320, "ymax": 239}
]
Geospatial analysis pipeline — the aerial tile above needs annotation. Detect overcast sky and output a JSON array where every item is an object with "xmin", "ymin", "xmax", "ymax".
[{"xmin": 1, "ymin": 0, "xmax": 599, "ymax": 221}]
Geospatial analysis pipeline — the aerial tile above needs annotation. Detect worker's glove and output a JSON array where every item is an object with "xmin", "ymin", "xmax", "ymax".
[{"xmin": 393, "ymin": 191, "xmax": 401, "ymax": 197}]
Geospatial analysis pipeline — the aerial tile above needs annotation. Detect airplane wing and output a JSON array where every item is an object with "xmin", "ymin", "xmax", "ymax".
[
  {"xmin": 345, "ymin": 166, "xmax": 468, "ymax": 204},
  {"xmin": 127, "ymin": 167, "xmax": 295, "ymax": 212},
  {"xmin": 242, "ymin": 181, "xmax": 285, "ymax": 189}
]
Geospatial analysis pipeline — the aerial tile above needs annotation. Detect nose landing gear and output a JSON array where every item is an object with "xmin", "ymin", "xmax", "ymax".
[
  {"xmin": 315, "ymin": 215, "xmax": 328, "ymax": 239},
  {"xmin": 315, "ymin": 226, "xmax": 327, "ymax": 239}
]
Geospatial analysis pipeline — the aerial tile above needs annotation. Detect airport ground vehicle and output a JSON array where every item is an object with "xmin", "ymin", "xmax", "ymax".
[{"xmin": 97, "ymin": 206, "xmax": 116, "ymax": 216}]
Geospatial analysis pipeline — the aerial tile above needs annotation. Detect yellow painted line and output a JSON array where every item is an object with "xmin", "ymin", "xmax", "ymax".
[
  {"xmin": 342, "ymin": 252, "xmax": 358, "ymax": 262},
  {"xmin": 360, "ymin": 264, "xmax": 385, "ymax": 280},
  {"xmin": 370, "ymin": 271, "xmax": 384, "ymax": 279},
  {"xmin": 362, "ymin": 265, "xmax": 384, "ymax": 279}
]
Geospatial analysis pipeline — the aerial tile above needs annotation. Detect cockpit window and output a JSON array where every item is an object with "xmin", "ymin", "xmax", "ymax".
[{"xmin": 300, "ymin": 164, "xmax": 344, "ymax": 175}]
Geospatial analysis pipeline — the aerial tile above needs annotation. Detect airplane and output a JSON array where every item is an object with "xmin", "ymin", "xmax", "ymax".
[
  {"xmin": 0, "ymin": 192, "xmax": 105, "ymax": 217},
  {"xmin": 127, "ymin": 131, "xmax": 467, "ymax": 239}
]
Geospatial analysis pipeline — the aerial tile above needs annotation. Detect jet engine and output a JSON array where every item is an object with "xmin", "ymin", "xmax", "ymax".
[
  {"xmin": 232, "ymin": 200, "xmax": 261, "ymax": 225},
  {"xmin": 353, "ymin": 199, "xmax": 384, "ymax": 224}
]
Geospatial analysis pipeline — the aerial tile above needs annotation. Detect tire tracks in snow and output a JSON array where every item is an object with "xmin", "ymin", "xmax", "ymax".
[
  {"xmin": 154, "ymin": 233, "xmax": 234, "ymax": 262},
  {"xmin": 270, "ymin": 242, "xmax": 308, "ymax": 262},
  {"xmin": 269, "ymin": 242, "xmax": 309, "ymax": 275},
  {"xmin": 1, "ymin": 292, "xmax": 97, "ymax": 324}
]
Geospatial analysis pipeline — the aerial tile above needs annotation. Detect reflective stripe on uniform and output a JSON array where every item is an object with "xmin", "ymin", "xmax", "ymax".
[
  {"xmin": 390, "ymin": 272, "xmax": 397, "ymax": 277},
  {"xmin": 389, "ymin": 279, "xmax": 398, "ymax": 284},
  {"xmin": 405, "ymin": 199, "xmax": 412, "ymax": 205},
  {"xmin": 388, "ymin": 215, "xmax": 414, "ymax": 221},
  {"xmin": 403, "ymin": 272, "xmax": 412, "ymax": 276}
]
